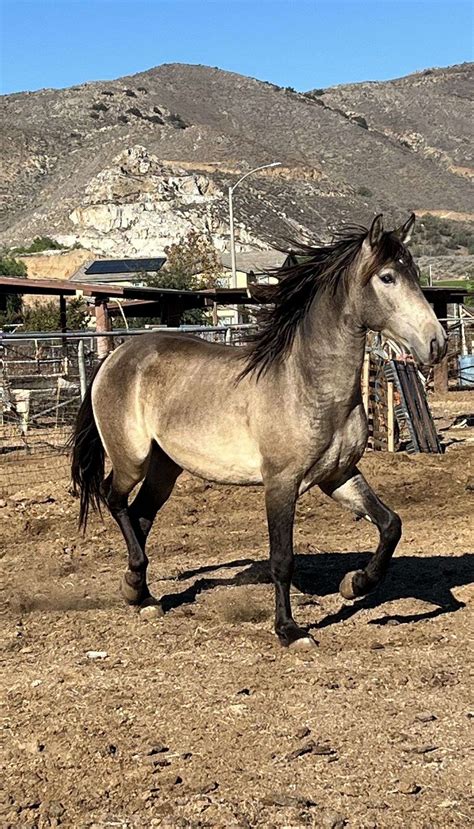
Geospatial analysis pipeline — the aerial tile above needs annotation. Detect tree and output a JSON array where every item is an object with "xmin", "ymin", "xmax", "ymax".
[
  {"xmin": 21, "ymin": 297, "xmax": 90, "ymax": 332},
  {"xmin": 0, "ymin": 255, "xmax": 27, "ymax": 325},
  {"xmin": 137, "ymin": 230, "xmax": 221, "ymax": 325},
  {"xmin": 163, "ymin": 229, "xmax": 221, "ymax": 290}
]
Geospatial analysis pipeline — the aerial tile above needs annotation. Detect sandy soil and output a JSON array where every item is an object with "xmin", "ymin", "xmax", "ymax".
[{"xmin": 1, "ymin": 439, "xmax": 473, "ymax": 828}]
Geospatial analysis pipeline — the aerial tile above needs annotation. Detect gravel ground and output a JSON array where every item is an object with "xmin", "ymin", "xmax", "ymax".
[{"xmin": 1, "ymin": 434, "xmax": 473, "ymax": 828}]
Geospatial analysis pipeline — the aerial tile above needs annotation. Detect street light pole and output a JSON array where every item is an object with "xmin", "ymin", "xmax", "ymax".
[
  {"xmin": 228, "ymin": 161, "xmax": 281, "ymax": 289},
  {"xmin": 228, "ymin": 184, "xmax": 237, "ymax": 288}
]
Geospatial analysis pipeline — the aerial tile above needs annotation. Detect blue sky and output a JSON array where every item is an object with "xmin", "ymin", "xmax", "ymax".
[{"xmin": 0, "ymin": 0, "xmax": 472, "ymax": 94}]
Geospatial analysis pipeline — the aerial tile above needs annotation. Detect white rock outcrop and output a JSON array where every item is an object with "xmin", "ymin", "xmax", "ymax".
[{"xmin": 66, "ymin": 146, "xmax": 263, "ymax": 256}]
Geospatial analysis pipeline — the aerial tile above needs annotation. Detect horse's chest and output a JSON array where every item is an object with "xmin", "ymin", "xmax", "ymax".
[{"xmin": 299, "ymin": 406, "xmax": 367, "ymax": 493}]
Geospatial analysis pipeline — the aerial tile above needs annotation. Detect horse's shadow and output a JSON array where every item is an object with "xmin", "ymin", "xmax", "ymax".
[{"xmin": 160, "ymin": 551, "xmax": 473, "ymax": 627}]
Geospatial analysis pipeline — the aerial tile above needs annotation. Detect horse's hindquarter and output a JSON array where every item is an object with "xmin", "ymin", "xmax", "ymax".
[{"xmin": 136, "ymin": 335, "xmax": 264, "ymax": 484}]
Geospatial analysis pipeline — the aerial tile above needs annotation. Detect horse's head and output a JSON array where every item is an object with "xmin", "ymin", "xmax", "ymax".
[{"xmin": 354, "ymin": 214, "xmax": 447, "ymax": 366}]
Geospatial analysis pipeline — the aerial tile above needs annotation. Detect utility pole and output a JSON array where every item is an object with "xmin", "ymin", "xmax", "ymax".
[{"xmin": 228, "ymin": 161, "xmax": 281, "ymax": 290}]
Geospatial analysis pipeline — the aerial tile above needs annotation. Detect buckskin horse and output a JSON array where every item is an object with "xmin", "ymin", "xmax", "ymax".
[{"xmin": 71, "ymin": 214, "xmax": 447, "ymax": 648}]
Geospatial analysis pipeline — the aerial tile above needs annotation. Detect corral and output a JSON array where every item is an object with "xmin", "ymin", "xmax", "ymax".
[
  {"xmin": 2, "ymin": 28, "xmax": 474, "ymax": 829},
  {"xmin": 1, "ymin": 410, "xmax": 473, "ymax": 828},
  {"xmin": 1, "ymin": 309, "xmax": 473, "ymax": 829}
]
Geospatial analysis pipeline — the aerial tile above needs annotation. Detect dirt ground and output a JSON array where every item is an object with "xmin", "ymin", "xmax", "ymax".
[{"xmin": 1, "ymin": 396, "xmax": 473, "ymax": 828}]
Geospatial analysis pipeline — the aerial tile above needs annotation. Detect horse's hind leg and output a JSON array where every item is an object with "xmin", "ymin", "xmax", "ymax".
[
  {"xmin": 102, "ymin": 466, "xmax": 156, "ymax": 607},
  {"xmin": 128, "ymin": 443, "xmax": 182, "ymax": 550},
  {"xmin": 112, "ymin": 443, "xmax": 182, "ymax": 607},
  {"xmin": 320, "ymin": 467, "xmax": 402, "ymax": 600}
]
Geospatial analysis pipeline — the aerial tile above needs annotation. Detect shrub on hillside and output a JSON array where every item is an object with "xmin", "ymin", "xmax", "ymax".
[{"xmin": 11, "ymin": 236, "xmax": 69, "ymax": 254}]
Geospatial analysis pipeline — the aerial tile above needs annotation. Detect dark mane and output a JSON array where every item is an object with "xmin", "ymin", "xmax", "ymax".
[{"xmin": 240, "ymin": 224, "xmax": 405, "ymax": 379}]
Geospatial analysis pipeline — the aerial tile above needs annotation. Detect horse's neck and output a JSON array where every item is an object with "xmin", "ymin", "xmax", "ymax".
[{"xmin": 291, "ymin": 294, "xmax": 367, "ymax": 405}]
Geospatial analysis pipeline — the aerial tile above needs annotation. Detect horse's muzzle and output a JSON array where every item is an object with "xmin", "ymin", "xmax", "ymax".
[{"xmin": 428, "ymin": 329, "xmax": 448, "ymax": 365}]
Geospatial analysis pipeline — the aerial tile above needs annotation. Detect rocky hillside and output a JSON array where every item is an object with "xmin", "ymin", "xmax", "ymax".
[
  {"xmin": 308, "ymin": 64, "xmax": 473, "ymax": 175},
  {"xmin": 0, "ymin": 62, "xmax": 472, "ymax": 256}
]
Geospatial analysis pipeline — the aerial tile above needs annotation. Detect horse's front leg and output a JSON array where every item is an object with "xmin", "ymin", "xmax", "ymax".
[
  {"xmin": 320, "ymin": 467, "xmax": 402, "ymax": 600},
  {"xmin": 264, "ymin": 476, "xmax": 317, "ymax": 649}
]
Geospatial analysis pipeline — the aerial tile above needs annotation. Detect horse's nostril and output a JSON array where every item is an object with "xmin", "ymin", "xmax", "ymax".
[{"xmin": 430, "ymin": 332, "xmax": 448, "ymax": 363}]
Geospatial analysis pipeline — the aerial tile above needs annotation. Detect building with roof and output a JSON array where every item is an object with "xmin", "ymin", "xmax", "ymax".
[
  {"xmin": 70, "ymin": 257, "xmax": 167, "ymax": 285},
  {"xmin": 68, "ymin": 250, "xmax": 285, "ymax": 325}
]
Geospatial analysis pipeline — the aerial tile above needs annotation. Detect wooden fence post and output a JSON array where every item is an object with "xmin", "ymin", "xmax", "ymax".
[
  {"xmin": 433, "ymin": 358, "xmax": 448, "ymax": 395},
  {"xmin": 433, "ymin": 298, "xmax": 449, "ymax": 394},
  {"xmin": 95, "ymin": 299, "xmax": 111, "ymax": 360},
  {"xmin": 362, "ymin": 352, "xmax": 370, "ymax": 415},
  {"xmin": 387, "ymin": 380, "xmax": 395, "ymax": 452}
]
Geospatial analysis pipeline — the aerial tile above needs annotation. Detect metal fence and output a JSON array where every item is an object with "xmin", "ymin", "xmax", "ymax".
[{"xmin": 0, "ymin": 325, "xmax": 256, "ymax": 497}]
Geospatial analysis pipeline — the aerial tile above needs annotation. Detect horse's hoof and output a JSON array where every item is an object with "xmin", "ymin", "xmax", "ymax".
[
  {"xmin": 339, "ymin": 569, "xmax": 369, "ymax": 600},
  {"xmin": 120, "ymin": 571, "xmax": 148, "ymax": 605},
  {"xmin": 289, "ymin": 635, "xmax": 319, "ymax": 651},
  {"xmin": 139, "ymin": 603, "xmax": 163, "ymax": 620},
  {"xmin": 278, "ymin": 624, "xmax": 319, "ymax": 649}
]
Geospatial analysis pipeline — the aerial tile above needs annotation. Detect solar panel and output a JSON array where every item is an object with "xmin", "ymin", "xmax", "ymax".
[{"xmin": 85, "ymin": 258, "xmax": 166, "ymax": 275}]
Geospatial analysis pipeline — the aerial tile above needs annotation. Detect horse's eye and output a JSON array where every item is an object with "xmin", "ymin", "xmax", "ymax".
[{"xmin": 380, "ymin": 273, "xmax": 394, "ymax": 284}]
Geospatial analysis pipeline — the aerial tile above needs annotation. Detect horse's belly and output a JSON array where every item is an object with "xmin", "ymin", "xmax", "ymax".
[{"xmin": 155, "ymin": 432, "xmax": 263, "ymax": 486}]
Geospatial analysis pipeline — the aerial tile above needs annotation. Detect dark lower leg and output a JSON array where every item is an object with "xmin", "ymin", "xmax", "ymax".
[
  {"xmin": 321, "ymin": 468, "xmax": 402, "ymax": 600},
  {"xmin": 128, "ymin": 447, "xmax": 182, "ymax": 549},
  {"xmin": 265, "ymin": 481, "xmax": 313, "ymax": 646},
  {"xmin": 103, "ymin": 475, "xmax": 152, "ymax": 605},
  {"xmin": 119, "ymin": 448, "xmax": 182, "ymax": 605}
]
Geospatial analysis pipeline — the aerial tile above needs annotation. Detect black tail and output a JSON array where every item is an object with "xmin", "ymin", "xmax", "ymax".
[{"xmin": 70, "ymin": 361, "xmax": 106, "ymax": 530}]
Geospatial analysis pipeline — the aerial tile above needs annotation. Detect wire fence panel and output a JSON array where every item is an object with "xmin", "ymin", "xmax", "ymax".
[{"xmin": 0, "ymin": 326, "xmax": 256, "ymax": 496}]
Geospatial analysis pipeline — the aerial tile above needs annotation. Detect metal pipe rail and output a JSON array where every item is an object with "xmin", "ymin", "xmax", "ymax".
[{"xmin": 0, "ymin": 324, "xmax": 257, "ymax": 342}]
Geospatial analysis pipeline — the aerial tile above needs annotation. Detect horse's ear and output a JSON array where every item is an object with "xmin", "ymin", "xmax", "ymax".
[
  {"xmin": 366, "ymin": 214, "xmax": 384, "ymax": 249},
  {"xmin": 394, "ymin": 213, "xmax": 415, "ymax": 244}
]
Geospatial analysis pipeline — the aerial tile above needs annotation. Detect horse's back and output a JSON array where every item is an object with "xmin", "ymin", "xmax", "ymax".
[
  {"xmin": 94, "ymin": 331, "xmax": 244, "ymax": 392},
  {"xmin": 121, "ymin": 330, "xmax": 244, "ymax": 359}
]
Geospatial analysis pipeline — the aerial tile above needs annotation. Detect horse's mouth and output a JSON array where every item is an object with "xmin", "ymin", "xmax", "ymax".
[
  {"xmin": 380, "ymin": 330, "xmax": 413, "ymax": 359},
  {"xmin": 380, "ymin": 331, "xmax": 438, "ymax": 368}
]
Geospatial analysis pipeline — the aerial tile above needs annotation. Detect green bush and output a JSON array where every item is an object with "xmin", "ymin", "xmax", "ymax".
[
  {"xmin": 11, "ymin": 236, "xmax": 68, "ymax": 254},
  {"xmin": 0, "ymin": 255, "xmax": 27, "ymax": 324},
  {"xmin": 411, "ymin": 215, "xmax": 474, "ymax": 255},
  {"xmin": 304, "ymin": 89, "xmax": 325, "ymax": 98},
  {"xmin": 21, "ymin": 297, "xmax": 90, "ymax": 332}
]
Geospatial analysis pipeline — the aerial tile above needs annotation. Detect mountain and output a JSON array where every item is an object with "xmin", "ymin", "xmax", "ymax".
[
  {"xmin": 309, "ymin": 63, "xmax": 472, "ymax": 175},
  {"xmin": 0, "ymin": 62, "xmax": 472, "ymax": 257}
]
